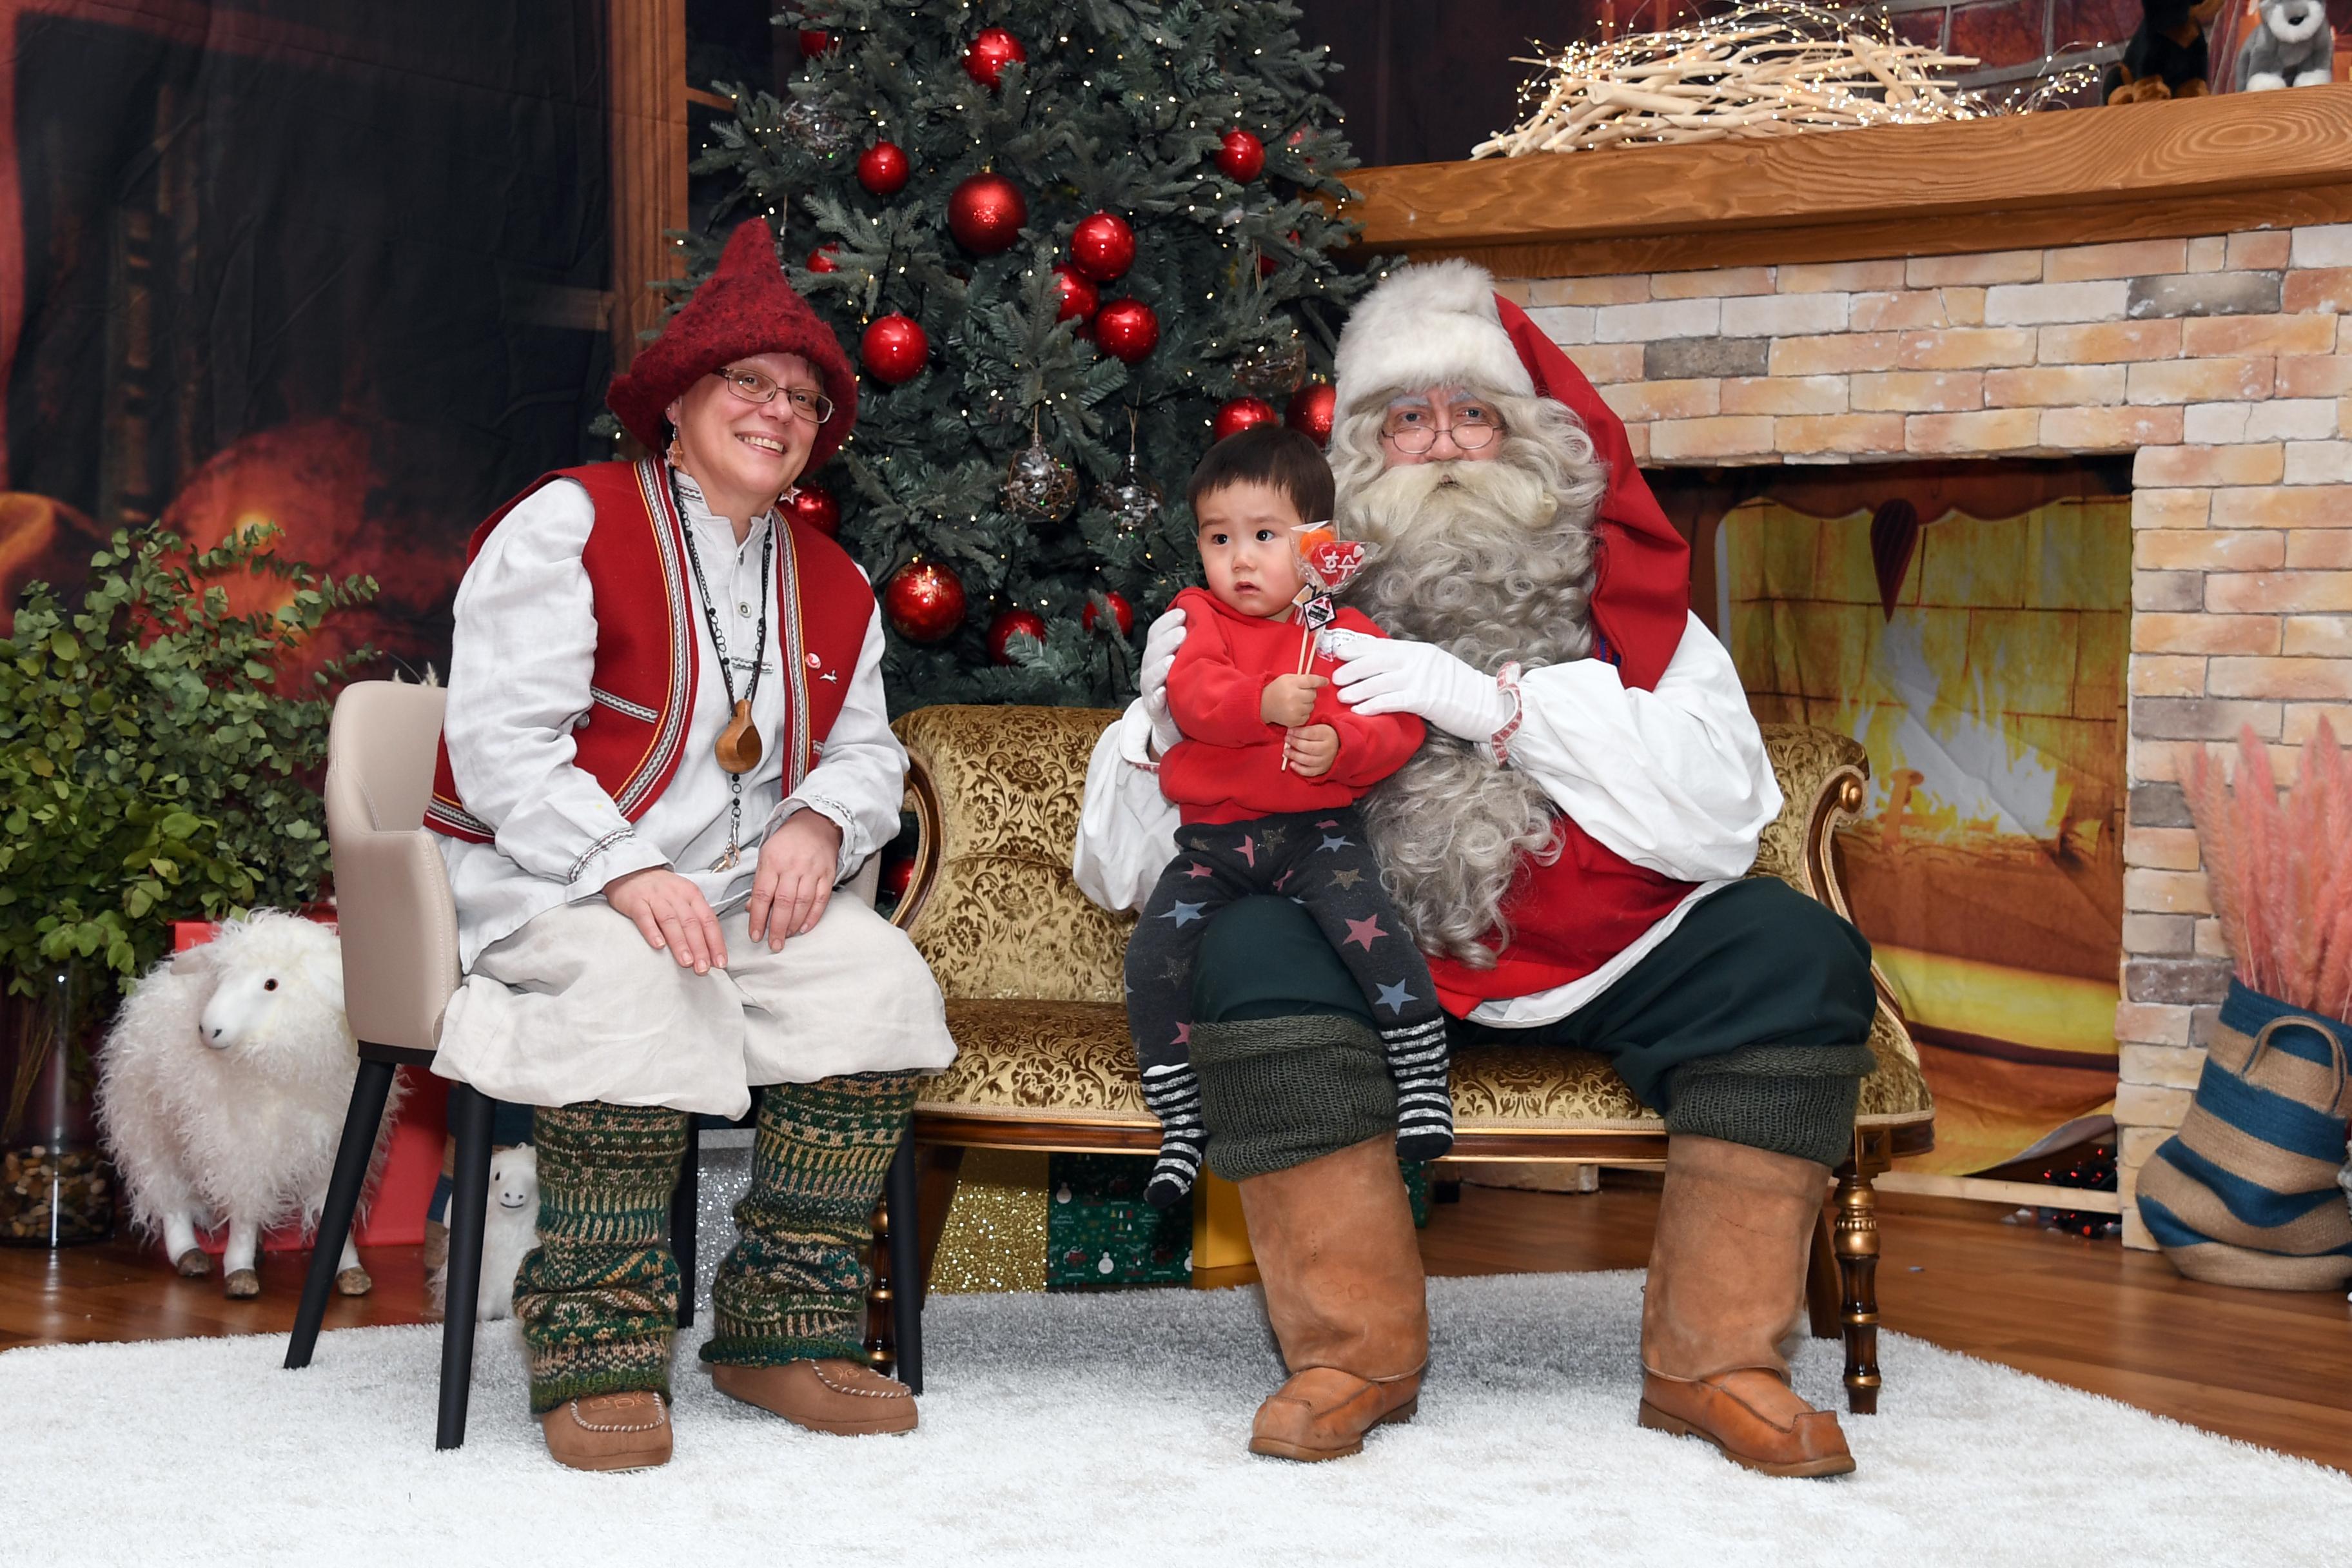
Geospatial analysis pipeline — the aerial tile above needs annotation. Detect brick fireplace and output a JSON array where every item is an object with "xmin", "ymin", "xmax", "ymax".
[{"xmin": 1350, "ymin": 88, "xmax": 2352, "ymax": 1246}]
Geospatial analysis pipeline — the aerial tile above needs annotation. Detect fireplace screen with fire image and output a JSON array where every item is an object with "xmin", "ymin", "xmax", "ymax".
[{"xmin": 1674, "ymin": 462, "xmax": 2132, "ymax": 1175}]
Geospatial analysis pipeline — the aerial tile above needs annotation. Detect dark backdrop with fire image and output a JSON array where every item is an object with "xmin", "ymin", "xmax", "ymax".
[
  {"xmin": 1, "ymin": 0, "xmax": 615, "ymax": 676},
  {"xmin": 1661, "ymin": 460, "xmax": 2132, "ymax": 1175}
]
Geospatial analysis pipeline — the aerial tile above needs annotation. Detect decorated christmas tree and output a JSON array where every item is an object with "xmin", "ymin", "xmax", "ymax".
[{"xmin": 683, "ymin": 1, "xmax": 1367, "ymax": 709}]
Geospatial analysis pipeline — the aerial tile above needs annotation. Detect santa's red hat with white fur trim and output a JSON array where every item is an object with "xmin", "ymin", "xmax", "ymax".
[{"xmin": 1331, "ymin": 259, "xmax": 1692, "ymax": 694}]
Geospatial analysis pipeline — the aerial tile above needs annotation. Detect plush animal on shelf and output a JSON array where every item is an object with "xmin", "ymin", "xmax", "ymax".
[
  {"xmin": 2105, "ymin": 0, "xmax": 2230, "ymax": 101},
  {"xmin": 2239, "ymin": 0, "xmax": 2337, "ymax": 88},
  {"xmin": 94, "ymin": 911, "xmax": 400, "ymax": 1298},
  {"xmin": 426, "ymin": 1142, "xmax": 539, "ymax": 1322}
]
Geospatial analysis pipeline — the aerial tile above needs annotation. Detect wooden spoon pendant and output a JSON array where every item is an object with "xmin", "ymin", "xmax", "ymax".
[{"xmin": 714, "ymin": 698, "xmax": 762, "ymax": 774}]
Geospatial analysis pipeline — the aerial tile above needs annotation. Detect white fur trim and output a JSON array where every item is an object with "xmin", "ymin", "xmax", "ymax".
[{"xmin": 1333, "ymin": 259, "xmax": 1534, "ymax": 416}]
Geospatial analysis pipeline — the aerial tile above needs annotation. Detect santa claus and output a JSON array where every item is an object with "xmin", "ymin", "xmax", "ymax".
[{"xmin": 1075, "ymin": 260, "xmax": 1879, "ymax": 1477}]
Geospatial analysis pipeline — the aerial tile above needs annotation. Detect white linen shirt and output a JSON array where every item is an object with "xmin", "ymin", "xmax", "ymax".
[
  {"xmin": 1072, "ymin": 611, "xmax": 1781, "ymax": 1027},
  {"xmin": 438, "ymin": 470, "xmax": 905, "ymax": 971}
]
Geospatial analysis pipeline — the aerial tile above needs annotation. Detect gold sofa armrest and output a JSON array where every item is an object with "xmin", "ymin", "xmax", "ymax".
[{"xmin": 1752, "ymin": 723, "xmax": 1869, "ymax": 913}]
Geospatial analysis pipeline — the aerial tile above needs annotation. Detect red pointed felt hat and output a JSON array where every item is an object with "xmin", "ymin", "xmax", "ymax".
[{"xmin": 607, "ymin": 219, "xmax": 859, "ymax": 469}]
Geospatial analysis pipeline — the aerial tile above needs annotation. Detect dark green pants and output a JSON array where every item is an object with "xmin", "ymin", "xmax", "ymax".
[{"xmin": 1191, "ymin": 877, "xmax": 1877, "ymax": 1169}]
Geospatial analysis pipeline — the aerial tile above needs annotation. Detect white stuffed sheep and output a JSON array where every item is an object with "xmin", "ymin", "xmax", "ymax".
[
  {"xmin": 95, "ymin": 910, "xmax": 402, "ymax": 1298},
  {"xmin": 428, "ymin": 1142, "xmax": 540, "ymax": 1322}
]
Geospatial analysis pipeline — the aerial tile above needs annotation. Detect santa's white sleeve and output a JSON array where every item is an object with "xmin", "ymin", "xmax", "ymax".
[
  {"xmin": 1499, "ymin": 612, "xmax": 1780, "ymax": 882},
  {"xmin": 1072, "ymin": 700, "xmax": 1181, "ymax": 913},
  {"xmin": 770, "ymin": 592, "xmax": 905, "ymax": 884}
]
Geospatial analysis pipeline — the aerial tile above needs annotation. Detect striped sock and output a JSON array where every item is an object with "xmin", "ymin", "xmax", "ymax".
[
  {"xmin": 703, "ymin": 1070, "xmax": 920, "ymax": 1369},
  {"xmin": 514, "ymin": 1101, "xmax": 688, "ymax": 1415},
  {"xmin": 1140, "ymin": 1061, "xmax": 1206, "ymax": 1210},
  {"xmin": 1382, "ymin": 1018, "xmax": 1455, "ymax": 1161}
]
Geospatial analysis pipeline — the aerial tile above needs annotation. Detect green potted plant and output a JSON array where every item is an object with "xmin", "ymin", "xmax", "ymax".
[{"xmin": 0, "ymin": 525, "xmax": 375, "ymax": 1245}]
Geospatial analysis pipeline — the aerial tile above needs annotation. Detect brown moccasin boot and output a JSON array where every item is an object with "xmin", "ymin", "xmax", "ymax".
[
  {"xmin": 710, "ymin": 1358, "xmax": 918, "ymax": 1435},
  {"xmin": 1639, "ymin": 1133, "xmax": 1854, "ymax": 1478},
  {"xmin": 1237, "ymin": 1134, "xmax": 1428, "ymax": 1462},
  {"xmin": 539, "ymin": 1390, "xmax": 672, "ymax": 1472}
]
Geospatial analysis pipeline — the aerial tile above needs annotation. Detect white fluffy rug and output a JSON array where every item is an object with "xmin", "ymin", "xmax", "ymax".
[{"xmin": 4, "ymin": 1271, "xmax": 2344, "ymax": 1567}]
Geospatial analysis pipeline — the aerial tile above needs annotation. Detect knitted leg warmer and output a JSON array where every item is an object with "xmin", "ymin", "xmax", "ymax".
[
  {"xmin": 701, "ymin": 1070, "xmax": 921, "ymax": 1368},
  {"xmin": 515, "ymin": 1101, "xmax": 689, "ymax": 1416}
]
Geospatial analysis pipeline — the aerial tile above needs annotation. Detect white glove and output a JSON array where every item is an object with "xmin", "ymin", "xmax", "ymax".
[
  {"xmin": 1327, "ymin": 630, "xmax": 1516, "ymax": 743},
  {"xmin": 1138, "ymin": 605, "xmax": 1188, "ymax": 756}
]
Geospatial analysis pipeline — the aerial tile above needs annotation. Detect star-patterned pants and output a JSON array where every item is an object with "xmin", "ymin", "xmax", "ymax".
[{"xmin": 1124, "ymin": 805, "xmax": 1450, "ymax": 1177}]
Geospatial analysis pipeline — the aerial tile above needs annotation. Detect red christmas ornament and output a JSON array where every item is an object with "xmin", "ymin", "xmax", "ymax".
[
  {"xmin": 806, "ymin": 243, "xmax": 841, "ymax": 273},
  {"xmin": 880, "ymin": 854, "xmax": 916, "ymax": 899},
  {"xmin": 785, "ymin": 482, "xmax": 841, "ymax": 537},
  {"xmin": 1215, "ymin": 129, "xmax": 1265, "ymax": 182},
  {"xmin": 1051, "ymin": 265, "xmax": 1099, "ymax": 322},
  {"xmin": 1284, "ymin": 382, "xmax": 1337, "ymax": 447},
  {"xmin": 964, "ymin": 27, "xmax": 1026, "ymax": 89},
  {"xmin": 1212, "ymin": 397, "xmax": 1279, "ymax": 442},
  {"xmin": 948, "ymin": 172, "xmax": 1027, "ymax": 255},
  {"xmin": 1092, "ymin": 299, "xmax": 1159, "ymax": 364},
  {"xmin": 884, "ymin": 560, "xmax": 965, "ymax": 642},
  {"xmin": 798, "ymin": 28, "xmax": 834, "ymax": 56},
  {"xmin": 1081, "ymin": 591, "xmax": 1135, "ymax": 638},
  {"xmin": 1069, "ymin": 211, "xmax": 1136, "ymax": 282},
  {"xmin": 860, "ymin": 313, "xmax": 929, "ymax": 384},
  {"xmin": 857, "ymin": 141, "xmax": 910, "ymax": 197},
  {"xmin": 987, "ymin": 608, "xmax": 1048, "ymax": 664}
]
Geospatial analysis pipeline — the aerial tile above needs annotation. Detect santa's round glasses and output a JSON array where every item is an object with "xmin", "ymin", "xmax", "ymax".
[
  {"xmin": 710, "ymin": 367, "xmax": 834, "ymax": 424},
  {"xmin": 1380, "ymin": 403, "xmax": 1502, "ymax": 453}
]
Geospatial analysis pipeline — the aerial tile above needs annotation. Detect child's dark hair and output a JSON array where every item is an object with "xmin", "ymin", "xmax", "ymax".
[{"xmin": 1185, "ymin": 425, "xmax": 1335, "ymax": 526}]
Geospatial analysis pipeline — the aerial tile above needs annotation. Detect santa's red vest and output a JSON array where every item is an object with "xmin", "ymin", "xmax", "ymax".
[
  {"xmin": 1424, "ymin": 820, "xmax": 1699, "ymax": 1016},
  {"xmin": 427, "ymin": 458, "xmax": 872, "ymax": 844}
]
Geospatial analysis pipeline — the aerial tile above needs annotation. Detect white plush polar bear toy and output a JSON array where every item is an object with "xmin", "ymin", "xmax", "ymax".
[
  {"xmin": 95, "ymin": 910, "xmax": 402, "ymax": 1297},
  {"xmin": 2240, "ymin": 0, "xmax": 2335, "ymax": 90}
]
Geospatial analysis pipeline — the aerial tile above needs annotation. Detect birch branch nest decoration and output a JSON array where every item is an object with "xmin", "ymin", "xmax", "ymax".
[{"xmin": 1474, "ymin": 4, "xmax": 2092, "ymax": 157}]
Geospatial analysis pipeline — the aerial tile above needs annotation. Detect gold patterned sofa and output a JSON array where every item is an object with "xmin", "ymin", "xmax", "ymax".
[{"xmin": 877, "ymin": 705, "xmax": 1934, "ymax": 1414}]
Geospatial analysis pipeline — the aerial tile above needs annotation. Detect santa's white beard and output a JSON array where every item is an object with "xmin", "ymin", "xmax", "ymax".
[{"xmin": 1340, "ymin": 446, "xmax": 1602, "ymax": 968}]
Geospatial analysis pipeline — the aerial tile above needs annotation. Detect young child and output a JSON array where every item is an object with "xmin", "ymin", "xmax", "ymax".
[{"xmin": 1126, "ymin": 426, "xmax": 1452, "ymax": 1210}]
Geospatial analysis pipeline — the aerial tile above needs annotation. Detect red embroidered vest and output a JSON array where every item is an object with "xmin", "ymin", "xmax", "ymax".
[{"xmin": 427, "ymin": 458, "xmax": 872, "ymax": 843}]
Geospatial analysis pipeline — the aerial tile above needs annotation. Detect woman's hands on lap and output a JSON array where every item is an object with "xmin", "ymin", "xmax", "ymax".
[
  {"xmin": 607, "ymin": 868, "xmax": 728, "ymax": 973},
  {"xmin": 749, "ymin": 808, "xmax": 844, "ymax": 949}
]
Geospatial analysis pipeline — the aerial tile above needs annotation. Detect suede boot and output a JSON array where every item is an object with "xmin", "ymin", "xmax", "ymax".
[
  {"xmin": 1237, "ymin": 1133, "xmax": 1428, "ymax": 1462},
  {"xmin": 1638, "ymin": 1133, "xmax": 1854, "ymax": 1478}
]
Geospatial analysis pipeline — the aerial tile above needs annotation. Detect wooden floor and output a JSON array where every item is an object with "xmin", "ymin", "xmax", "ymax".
[{"xmin": 6, "ymin": 1181, "xmax": 2347, "ymax": 1474}]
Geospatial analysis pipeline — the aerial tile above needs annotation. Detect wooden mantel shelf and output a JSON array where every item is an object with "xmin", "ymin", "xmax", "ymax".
[{"xmin": 1344, "ymin": 85, "xmax": 2352, "ymax": 277}]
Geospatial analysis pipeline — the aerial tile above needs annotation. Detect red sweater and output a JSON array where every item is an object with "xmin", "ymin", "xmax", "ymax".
[{"xmin": 1157, "ymin": 586, "xmax": 1426, "ymax": 825}]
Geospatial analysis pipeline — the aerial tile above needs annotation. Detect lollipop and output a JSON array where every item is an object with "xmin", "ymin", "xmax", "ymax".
[{"xmin": 1280, "ymin": 523, "xmax": 1369, "ymax": 769}]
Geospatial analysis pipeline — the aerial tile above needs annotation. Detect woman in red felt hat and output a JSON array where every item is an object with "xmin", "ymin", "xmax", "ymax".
[{"xmin": 425, "ymin": 219, "xmax": 953, "ymax": 1472}]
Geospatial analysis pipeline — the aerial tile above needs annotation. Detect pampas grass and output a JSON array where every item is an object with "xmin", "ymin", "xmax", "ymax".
[{"xmin": 2185, "ymin": 720, "xmax": 2352, "ymax": 1020}]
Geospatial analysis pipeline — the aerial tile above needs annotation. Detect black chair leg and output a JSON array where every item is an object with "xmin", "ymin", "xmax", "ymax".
[
  {"xmin": 284, "ymin": 1057, "xmax": 398, "ymax": 1371},
  {"xmin": 885, "ymin": 1131, "xmax": 923, "ymax": 1395},
  {"xmin": 672, "ymin": 1121, "xmax": 701, "ymax": 1330},
  {"xmin": 435, "ymin": 1081, "xmax": 495, "ymax": 1450}
]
